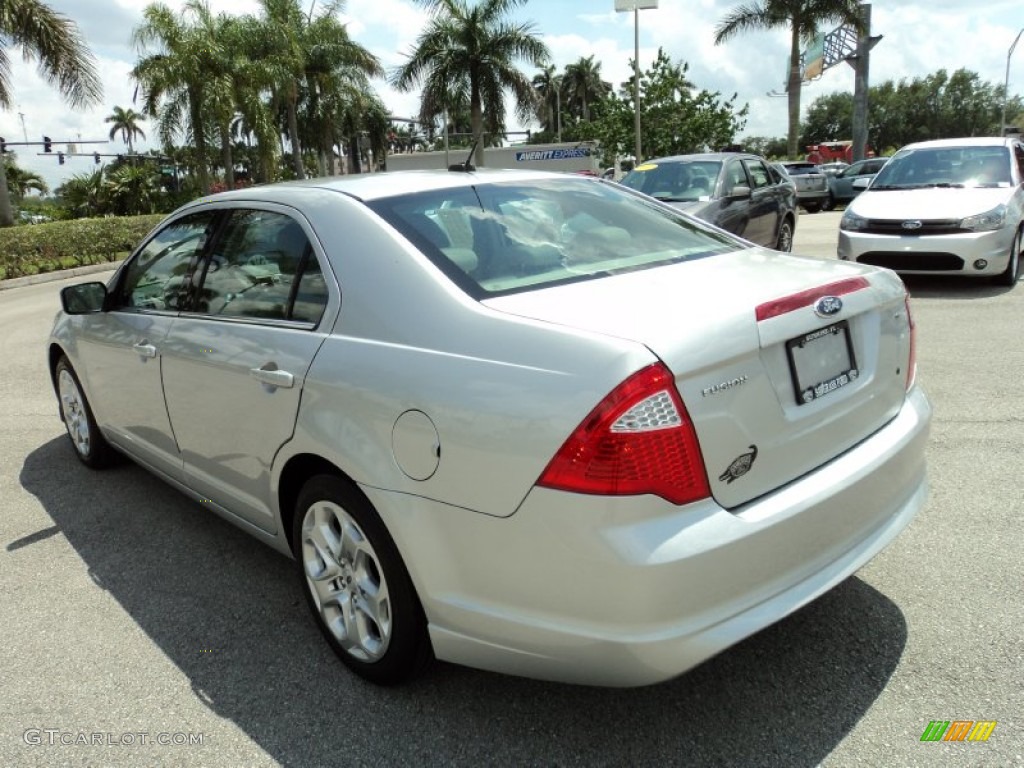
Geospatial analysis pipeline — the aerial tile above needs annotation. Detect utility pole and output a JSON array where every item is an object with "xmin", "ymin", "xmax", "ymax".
[
  {"xmin": 18, "ymin": 112, "xmax": 28, "ymax": 142},
  {"xmin": 850, "ymin": 4, "xmax": 881, "ymax": 162},
  {"xmin": 1001, "ymin": 28, "xmax": 1023, "ymax": 135}
]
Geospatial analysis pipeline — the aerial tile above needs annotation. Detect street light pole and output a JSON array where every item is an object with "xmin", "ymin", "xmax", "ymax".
[
  {"xmin": 615, "ymin": 1, "xmax": 657, "ymax": 165},
  {"xmin": 633, "ymin": 7, "xmax": 641, "ymax": 164},
  {"xmin": 1001, "ymin": 27, "xmax": 1024, "ymax": 135}
]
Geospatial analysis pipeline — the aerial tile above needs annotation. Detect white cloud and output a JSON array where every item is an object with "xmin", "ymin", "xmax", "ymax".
[{"xmin": 4, "ymin": 0, "xmax": 1024, "ymax": 194}]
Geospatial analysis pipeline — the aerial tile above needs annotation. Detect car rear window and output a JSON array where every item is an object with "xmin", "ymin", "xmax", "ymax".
[
  {"xmin": 368, "ymin": 178, "xmax": 739, "ymax": 298},
  {"xmin": 783, "ymin": 164, "xmax": 820, "ymax": 175}
]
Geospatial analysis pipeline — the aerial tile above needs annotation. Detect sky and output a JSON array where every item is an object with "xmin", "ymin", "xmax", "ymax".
[{"xmin": 3, "ymin": 0, "xmax": 1023, "ymax": 194}]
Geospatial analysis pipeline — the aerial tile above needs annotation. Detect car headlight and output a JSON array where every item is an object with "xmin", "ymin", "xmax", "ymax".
[
  {"xmin": 960, "ymin": 204, "xmax": 1006, "ymax": 232},
  {"xmin": 840, "ymin": 210, "xmax": 869, "ymax": 232}
]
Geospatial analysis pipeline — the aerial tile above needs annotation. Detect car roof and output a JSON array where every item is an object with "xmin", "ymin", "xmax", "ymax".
[
  {"xmin": 899, "ymin": 136, "xmax": 1018, "ymax": 151},
  {"xmin": 193, "ymin": 168, "xmax": 575, "ymax": 204},
  {"xmin": 638, "ymin": 152, "xmax": 762, "ymax": 163}
]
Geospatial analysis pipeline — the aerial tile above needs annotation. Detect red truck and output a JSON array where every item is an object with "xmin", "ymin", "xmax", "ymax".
[{"xmin": 806, "ymin": 141, "xmax": 874, "ymax": 164}]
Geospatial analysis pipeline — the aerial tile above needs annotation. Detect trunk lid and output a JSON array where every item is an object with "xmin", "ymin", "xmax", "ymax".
[{"xmin": 483, "ymin": 248, "xmax": 912, "ymax": 509}]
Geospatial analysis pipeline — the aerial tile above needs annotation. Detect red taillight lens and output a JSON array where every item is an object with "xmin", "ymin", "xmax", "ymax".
[
  {"xmin": 905, "ymin": 294, "xmax": 917, "ymax": 390},
  {"xmin": 537, "ymin": 363, "xmax": 711, "ymax": 505}
]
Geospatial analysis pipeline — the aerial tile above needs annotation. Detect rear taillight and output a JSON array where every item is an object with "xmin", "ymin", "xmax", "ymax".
[
  {"xmin": 905, "ymin": 294, "xmax": 917, "ymax": 390},
  {"xmin": 537, "ymin": 363, "xmax": 710, "ymax": 505}
]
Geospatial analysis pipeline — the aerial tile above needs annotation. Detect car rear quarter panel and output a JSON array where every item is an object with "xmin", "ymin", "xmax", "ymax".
[{"xmin": 277, "ymin": 192, "xmax": 656, "ymax": 519}]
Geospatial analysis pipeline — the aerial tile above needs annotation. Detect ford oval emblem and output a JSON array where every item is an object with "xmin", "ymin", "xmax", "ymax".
[
  {"xmin": 901, "ymin": 220, "xmax": 923, "ymax": 230},
  {"xmin": 814, "ymin": 296, "xmax": 843, "ymax": 317}
]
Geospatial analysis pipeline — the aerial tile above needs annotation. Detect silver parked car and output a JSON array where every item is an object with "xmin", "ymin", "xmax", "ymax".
[
  {"xmin": 50, "ymin": 169, "xmax": 930, "ymax": 687},
  {"xmin": 838, "ymin": 137, "xmax": 1024, "ymax": 285},
  {"xmin": 778, "ymin": 161, "xmax": 830, "ymax": 213}
]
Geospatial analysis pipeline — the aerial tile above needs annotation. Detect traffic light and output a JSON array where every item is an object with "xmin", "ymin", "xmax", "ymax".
[
  {"xmin": 43, "ymin": 136, "xmax": 52, "ymax": 153},
  {"xmin": 0, "ymin": 137, "xmax": 6, "ymax": 154},
  {"xmin": 94, "ymin": 152, "xmax": 100, "ymax": 164},
  {"xmin": 58, "ymin": 152, "xmax": 65, "ymax": 165}
]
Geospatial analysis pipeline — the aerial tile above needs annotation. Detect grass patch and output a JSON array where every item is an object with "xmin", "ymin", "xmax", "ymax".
[{"xmin": 0, "ymin": 214, "xmax": 166, "ymax": 281}]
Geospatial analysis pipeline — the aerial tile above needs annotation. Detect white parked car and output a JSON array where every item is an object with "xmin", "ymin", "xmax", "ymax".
[{"xmin": 838, "ymin": 137, "xmax": 1024, "ymax": 285}]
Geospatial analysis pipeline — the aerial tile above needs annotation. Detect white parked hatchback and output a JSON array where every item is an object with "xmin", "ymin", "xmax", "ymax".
[{"xmin": 838, "ymin": 137, "xmax": 1024, "ymax": 285}]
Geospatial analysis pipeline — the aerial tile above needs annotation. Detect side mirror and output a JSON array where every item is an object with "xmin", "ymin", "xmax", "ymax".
[
  {"xmin": 852, "ymin": 177, "xmax": 871, "ymax": 190},
  {"xmin": 61, "ymin": 282, "xmax": 108, "ymax": 314},
  {"xmin": 727, "ymin": 185, "xmax": 752, "ymax": 200}
]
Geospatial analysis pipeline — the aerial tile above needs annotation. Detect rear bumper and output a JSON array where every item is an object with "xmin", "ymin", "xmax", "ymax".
[{"xmin": 368, "ymin": 386, "xmax": 931, "ymax": 687}]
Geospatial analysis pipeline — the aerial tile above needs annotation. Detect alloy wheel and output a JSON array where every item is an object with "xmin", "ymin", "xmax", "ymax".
[
  {"xmin": 301, "ymin": 500, "xmax": 392, "ymax": 662},
  {"xmin": 58, "ymin": 369, "xmax": 91, "ymax": 458}
]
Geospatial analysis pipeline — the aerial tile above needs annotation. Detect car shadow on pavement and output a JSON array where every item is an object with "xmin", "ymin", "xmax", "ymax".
[
  {"xmin": 901, "ymin": 273, "xmax": 1016, "ymax": 299},
  {"xmin": 20, "ymin": 436, "xmax": 908, "ymax": 768}
]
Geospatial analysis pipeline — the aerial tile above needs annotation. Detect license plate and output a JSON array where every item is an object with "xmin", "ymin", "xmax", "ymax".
[{"xmin": 786, "ymin": 321, "xmax": 858, "ymax": 405}]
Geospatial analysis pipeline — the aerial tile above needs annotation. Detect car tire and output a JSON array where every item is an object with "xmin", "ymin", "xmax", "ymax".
[
  {"xmin": 995, "ymin": 228, "xmax": 1022, "ymax": 287},
  {"xmin": 293, "ymin": 474, "xmax": 431, "ymax": 685},
  {"xmin": 775, "ymin": 218, "xmax": 794, "ymax": 252},
  {"xmin": 55, "ymin": 356, "xmax": 117, "ymax": 469},
  {"xmin": 822, "ymin": 193, "xmax": 835, "ymax": 212},
  {"xmin": 803, "ymin": 203, "xmax": 821, "ymax": 214}
]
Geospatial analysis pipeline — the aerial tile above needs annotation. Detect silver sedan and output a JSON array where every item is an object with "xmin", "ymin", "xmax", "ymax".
[{"xmin": 49, "ymin": 169, "xmax": 930, "ymax": 687}]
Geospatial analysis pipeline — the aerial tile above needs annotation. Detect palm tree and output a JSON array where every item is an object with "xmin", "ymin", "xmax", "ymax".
[
  {"xmin": 532, "ymin": 64, "xmax": 562, "ymax": 137},
  {"xmin": 132, "ymin": 0, "xmax": 226, "ymax": 194},
  {"xmin": 299, "ymin": 5, "xmax": 384, "ymax": 176},
  {"xmin": 105, "ymin": 165, "xmax": 162, "ymax": 215},
  {"xmin": 0, "ymin": 0, "xmax": 102, "ymax": 226},
  {"xmin": 4, "ymin": 159, "xmax": 50, "ymax": 200},
  {"xmin": 247, "ymin": 0, "xmax": 383, "ymax": 179},
  {"xmin": 56, "ymin": 169, "xmax": 107, "ymax": 218},
  {"xmin": 714, "ymin": 0, "xmax": 864, "ymax": 159},
  {"xmin": 561, "ymin": 55, "xmax": 610, "ymax": 124},
  {"xmin": 391, "ymin": 0, "xmax": 550, "ymax": 167},
  {"xmin": 105, "ymin": 106, "xmax": 147, "ymax": 153}
]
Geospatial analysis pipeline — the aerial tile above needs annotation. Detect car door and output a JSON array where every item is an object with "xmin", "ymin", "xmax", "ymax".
[
  {"xmin": 159, "ymin": 206, "xmax": 336, "ymax": 533},
  {"xmin": 741, "ymin": 158, "xmax": 778, "ymax": 246},
  {"xmin": 71, "ymin": 211, "xmax": 219, "ymax": 480},
  {"xmin": 715, "ymin": 157, "xmax": 754, "ymax": 240}
]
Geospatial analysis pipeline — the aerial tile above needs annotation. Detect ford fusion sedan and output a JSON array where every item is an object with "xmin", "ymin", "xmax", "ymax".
[
  {"xmin": 50, "ymin": 169, "xmax": 930, "ymax": 687},
  {"xmin": 838, "ymin": 137, "xmax": 1024, "ymax": 285},
  {"xmin": 619, "ymin": 152, "xmax": 798, "ymax": 252}
]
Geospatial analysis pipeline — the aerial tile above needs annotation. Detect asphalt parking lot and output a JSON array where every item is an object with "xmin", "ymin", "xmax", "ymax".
[{"xmin": 1, "ymin": 212, "xmax": 1021, "ymax": 767}]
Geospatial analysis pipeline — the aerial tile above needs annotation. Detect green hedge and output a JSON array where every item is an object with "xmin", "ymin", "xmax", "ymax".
[{"xmin": 0, "ymin": 214, "xmax": 166, "ymax": 280}]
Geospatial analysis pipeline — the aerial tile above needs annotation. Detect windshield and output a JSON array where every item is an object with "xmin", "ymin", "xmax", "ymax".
[
  {"xmin": 870, "ymin": 146, "xmax": 1012, "ymax": 190},
  {"xmin": 619, "ymin": 160, "xmax": 722, "ymax": 202},
  {"xmin": 369, "ymin": 178, "xmax": 738, "ymax": 297}
]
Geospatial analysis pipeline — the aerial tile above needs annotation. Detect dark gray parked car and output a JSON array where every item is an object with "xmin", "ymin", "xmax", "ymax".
[
  {"xmin": 823, "ymin": 157, "xmax": 888, "ymax": 210},
  {"xmin": 620, "ymin": 152, "xmax": 798, "ymax": 251}
]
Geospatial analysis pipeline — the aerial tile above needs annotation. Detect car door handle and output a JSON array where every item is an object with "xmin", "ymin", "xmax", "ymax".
[
  {"xmin": 250, "ymin": 365, "xmax": 294, "ymax": 389},
  {"xmin": 132, "ymin": 342, "xmax": 157, "ymax": 358}
]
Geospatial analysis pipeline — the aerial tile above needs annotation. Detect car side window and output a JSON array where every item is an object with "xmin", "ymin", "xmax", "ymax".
[
  {"xmin": 1013, "ymin": 143, "xmax": 1024, "ymax": 181},
  {"xmin": 724, "ymin": 160, "xmax": 748, "ymax": 193},
  {"xmin": 744, "ymin": 160, "xmax": 771, "ymax": 189},
  {"xmin": 194, "ymin": 210, "xmax": 321, "ymax": 323},
  {"xmin": 116, "ymin": 212, "xmax": 217, "ymax": 311}
]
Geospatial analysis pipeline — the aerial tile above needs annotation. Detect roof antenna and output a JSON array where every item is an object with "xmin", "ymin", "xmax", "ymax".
[{"xmin": 448, "ymin": 136, "xmax": 479, "ymax": 172}]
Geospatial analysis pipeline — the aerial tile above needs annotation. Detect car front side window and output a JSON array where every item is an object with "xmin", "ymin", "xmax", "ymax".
[
  {"xmin": 193, "ymin": 209, "xmax": 324, "ymax": 323},
  {"xmin": 115, "ymin": 212, "xmax": 218, "ymax": 312}
]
